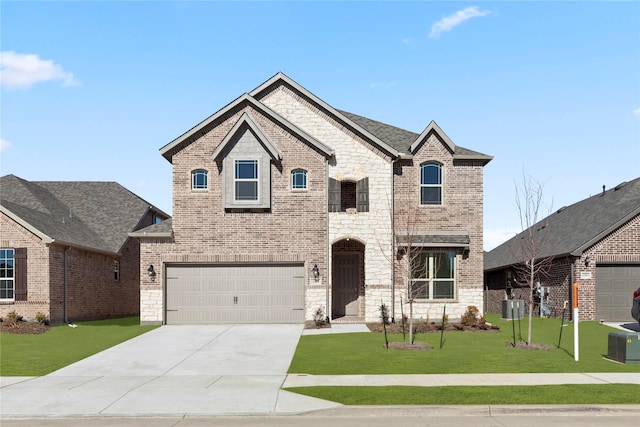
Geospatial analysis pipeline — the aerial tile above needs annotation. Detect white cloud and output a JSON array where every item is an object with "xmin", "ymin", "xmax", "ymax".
[
  {"xmin": 0, "ymin": 51, "xmax": 78, "ymax": 89},
  {"xmin": 634, "ymin": 108, "xmax": 640, "ymax": 118},
  {"xmin": 0, "ymin": 138, "xmax": 11, "ymax": 152},
  {"xmin": 429, "ymin": 6, "xmax": 491, "ymax": 39}
]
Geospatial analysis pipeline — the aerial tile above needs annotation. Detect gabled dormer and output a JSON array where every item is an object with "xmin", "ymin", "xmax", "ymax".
[{"xmin": 212, "ymin": 112, "xmax": 281, "ymax": 210}]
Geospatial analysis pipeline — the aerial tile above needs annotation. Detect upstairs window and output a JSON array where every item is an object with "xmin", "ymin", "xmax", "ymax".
[
  {"xmin": 328, "ymin": 178, "xmax": 369, "ymax": 212},
  {"xmin": 192, "ymin": 169, "xmax": 208, "ymax": 190},
  {"xmin": 235, "ymin": 160, "xmax": 259, "ymax": 201},
  {"xmin": 420, "ymin": 162, "xmax": 442, "ymax": 205},
  {"xmin": 410, "ymin": 251, "xmax": 455, "ymax": 300},
  {"xmin": 291, "ymin": 169, "xmax": 307, "ymax": 190}
]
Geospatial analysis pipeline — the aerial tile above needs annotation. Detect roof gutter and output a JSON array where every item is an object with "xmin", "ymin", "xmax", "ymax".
[
  {"xmin": 0, "ymin": 206, "xmax": 54, "ymax": 244},
  {"xmin": 128, "ymin": 230, "xmax": 173, "ymax": 239}
]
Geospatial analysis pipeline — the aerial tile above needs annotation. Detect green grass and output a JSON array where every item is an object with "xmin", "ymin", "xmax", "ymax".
[
  {"xmin": 0, "ymin": 317, "xmax": 158, "ymax": 376},
  {"xmin": 289, "ymin": 314, "xmax": 640, "ymax": 374},
  {"xmin": 287, "ymin": 314, "xmax": 640, "ymax": 405},
  {"xmin": 285, "ymin": 384, "xmax": 640, "ymax": 405}
]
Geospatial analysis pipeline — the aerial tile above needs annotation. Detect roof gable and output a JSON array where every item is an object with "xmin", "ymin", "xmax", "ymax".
[
  {"xmin": 410, "ymin": 121, "xmax": 456, "ymax": 154},
  {"xmin": 250, "ymin": 72, "xmax": 402, "ymax": 159},
  {"xmin": 340, "ymin": 111, "xmax": 492, "ymax": 163},
  {"xmin": 161, "ymin": 72, "xmax": 491, "ymax": 165},
  {"xmin": 212, "ymin": 112, "xmax": 282, "ymax": 161},
  {"xmin": 160, "ymin": 93, "xmax": 333, "ymax": 163}
]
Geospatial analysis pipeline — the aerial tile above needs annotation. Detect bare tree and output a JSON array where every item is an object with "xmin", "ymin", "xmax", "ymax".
[
  {"xmin": 394, "ymin": 203, "xmax": 430, "ymax": 345},
  {"xmin": 511, "ymin": 172, "xmax": 554, "ymax": 345}
]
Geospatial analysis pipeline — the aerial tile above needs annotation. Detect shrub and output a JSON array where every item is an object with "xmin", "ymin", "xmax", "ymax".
[
  {"xmin": 4, "ymin": 310, "xmax": 23, "ymax": 327},
  {"xmin": 313, "ymin": 306, "xmax": 326, "ymax": 326},
  {"xmin": 461, "ymin": 305, "xmax": 480, "ymax": 326},
  {"xmin": 35, "ymin": 312, "xmax": 49, "ymax": 325}
]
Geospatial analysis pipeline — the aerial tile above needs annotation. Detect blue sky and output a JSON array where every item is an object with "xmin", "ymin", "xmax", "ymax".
[{"xmin": 2, "ymin": 1, "xmax": 639, "ymax": 250}]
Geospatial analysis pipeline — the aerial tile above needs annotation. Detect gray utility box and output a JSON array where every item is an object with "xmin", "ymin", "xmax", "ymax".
[
  {"xmin": 502, "ymin": 299, "xmax": 525, "ymax": 320},
  {"xmin": 607, "ymin": 332, "xmax": 640, "ymax": 364}
]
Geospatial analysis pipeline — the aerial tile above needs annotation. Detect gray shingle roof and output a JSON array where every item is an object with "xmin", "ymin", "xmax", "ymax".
[
  {"xmin": 338, "ymin": 110, "xmax": 491, "ymax": 160},
  {"xmin": 485, "ymin": 177, "xmax": 640, "ymax": 271},
  {"xmin": 1, "ymin": 175, "xmax": 169, "ymax": 254}
]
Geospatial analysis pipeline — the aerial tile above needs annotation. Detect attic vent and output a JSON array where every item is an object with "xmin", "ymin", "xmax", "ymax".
[
  {"xmin": 556, "ymin": 206, "xmax": 567, "ymax": 213},
  {"xmin": 614, "ymin": 181, "xmax": 627, "ymax": 191}
]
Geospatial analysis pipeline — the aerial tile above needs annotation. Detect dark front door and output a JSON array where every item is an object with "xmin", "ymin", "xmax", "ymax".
[{"xmin": 333, "ymin": 254, "xmax": 360, "ymax": 317}]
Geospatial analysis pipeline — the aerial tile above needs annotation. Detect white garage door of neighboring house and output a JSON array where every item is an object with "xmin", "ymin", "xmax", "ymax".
[
  {"xmin": 166, "ymin": 264, "xmax": 305, "ymax": 324},
  {"xmin": 596, "ymin": 265, "xmax": 640, "ymax": 322}
]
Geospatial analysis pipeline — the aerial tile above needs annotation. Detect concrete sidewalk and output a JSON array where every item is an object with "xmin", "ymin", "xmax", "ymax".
[{"xmin": 283, "ymin": 372, "xmax": 640, "ymax": 387}]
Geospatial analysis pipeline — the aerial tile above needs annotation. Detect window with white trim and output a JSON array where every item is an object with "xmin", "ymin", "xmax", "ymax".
[
  {"xmin": 420, "ymin": 161, "xmax": 443, "ymax": 205},
  {"xmin": 192, "ymin": 169, "xmax": 208, "ymax": 190},
  {"xmin": 291, "ymin": 169, "xmax": 307, "ymax": 190},
  {"xmin": 234, "ymin": 160, "xmax": 259, "ymax": 201},
  {"xmin": 410, "ymin": 251, "xmax": 455, "ymax": 300},
  {"xmin": 0, "ymin": 249, "xmax": 15, "ymax": 300}
]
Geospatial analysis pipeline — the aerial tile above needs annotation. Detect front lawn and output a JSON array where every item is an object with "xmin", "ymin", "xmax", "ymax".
[
  {"xmin": 0, "ymin": 317, "xmax": 158, "ymax": 376},
  {"xmin": 287, "ymin": 314, "xmax": 640, "ymax": 405},
  {"xmin": 288, "ymin": 384, "xmax": 640, "ymax": 405},
  {"xmin": 289, "ymin": 314, "xmax": 640, "ymax": 374}
]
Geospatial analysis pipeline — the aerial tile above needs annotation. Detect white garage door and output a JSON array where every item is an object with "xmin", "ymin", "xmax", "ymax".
[
  {"xmin": 166, "ymin": 264, "xmax": 305, "ymax": 324},
  {"xmin": 596, "ymin": 264, "xmax": 640, "ymax": 322}
]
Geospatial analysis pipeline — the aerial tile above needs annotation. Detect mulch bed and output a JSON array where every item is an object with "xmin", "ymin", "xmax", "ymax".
[
  {"xmin": 367, "ymin": 321, "xmax": 500, "ymax": 334},
  {"xmin": 0, "ymin": 321, "xmax": 50, "ymax": 334},
  {"xmin": 506, "ymin": 341, "xmax": 554, "ymax": 350},
  {"xmin": 386, "ymin": 341, "xmax": 433, "ymax": 350}
]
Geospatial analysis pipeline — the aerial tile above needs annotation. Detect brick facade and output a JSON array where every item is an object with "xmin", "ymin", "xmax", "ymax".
[
  {"xmin": 485, "ymin": 214, "xmax": 640, "ymax": 321},
  {"xmin": 139, "ymin": 75, "xmax": 489, "ymax": 323},
  {"xmin": 1, "ymin": 209, "xmax": 156, "ymax": 324},
  {"xmin": 393, "ymin": 135, "xmax": 486, "ymax": 321}
]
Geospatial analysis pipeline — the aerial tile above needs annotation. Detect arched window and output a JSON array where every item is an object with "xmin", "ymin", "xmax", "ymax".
[
  {"xmin": 291, "ymin": 169, "xmax": 307, "ymax": 190},
  {"xmin": 420, "ymin": 162, "xmax": 442, "ymax": 205},
  {"xmin": 192, "ymin": 169, "xmax": 208, "ymax": 190}
]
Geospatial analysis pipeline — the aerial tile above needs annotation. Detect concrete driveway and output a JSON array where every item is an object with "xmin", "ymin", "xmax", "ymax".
[{"xmin": 0, "ymin": 324, "xmax": 340, "ymax": 417}]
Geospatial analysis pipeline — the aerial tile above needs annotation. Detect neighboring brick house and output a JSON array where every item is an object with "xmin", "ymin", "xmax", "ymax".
[
  {"xmin": 132, "ymin": 72, "xmax": 492, "ymax": 325},
  {"xmin": 0, "ymin": 174, "xmax": 170, "ymax": 324},
  {"xmin": 484, "ymin": 177, "xmax": 640, "ymax": 322}
]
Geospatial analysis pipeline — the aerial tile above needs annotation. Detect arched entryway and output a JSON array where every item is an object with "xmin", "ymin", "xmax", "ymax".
[{"xmin": 332, "ymin": 238, "xmax": 365, "ymax": 319}]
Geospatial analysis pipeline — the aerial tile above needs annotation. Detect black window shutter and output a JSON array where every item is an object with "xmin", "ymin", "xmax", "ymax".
[
  {"xmin": 356, "ymin": 177, "xmax": 369, "ymax": 212},
  {"xmin": 14, "ymin": 248, "xmax": 27, "ymax": 301},
  {"xmin": 328, "ymin": 178, "xmax": 341, "ymax": 212}
]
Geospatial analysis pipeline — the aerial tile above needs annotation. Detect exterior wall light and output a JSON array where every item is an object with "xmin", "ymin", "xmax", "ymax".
[
  {"xmin": 584, "ymin": 256, "xmax": 590, "ymax": 267},
  {"xmin": 312, "ymin": 264, "xmax": 319, "ymax": 281},
  {"xmin": 147, "ymin": 264, "xmax": 156, "ymax": 279}
]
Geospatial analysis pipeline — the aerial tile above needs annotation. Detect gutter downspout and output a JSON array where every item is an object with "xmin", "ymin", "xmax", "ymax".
[
  {"xmin": 63, "ymin": 246, "xmax": 70, "ymax": 324},
  {"xmin": 391, "ymin": 159, "xmax": 396, "ymax": 323},
  {"xmin": 326, "ymin": 157, "xmax": 331, "ymax": 323}
]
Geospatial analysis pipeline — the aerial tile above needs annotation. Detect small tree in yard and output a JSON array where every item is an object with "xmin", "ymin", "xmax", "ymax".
[
  {"xmin": 380, "ymin": 302, "xmax": 390, "ymax": 348},
  {"xmin": 511, "ymin": 172, "xmax": 554, "ymax": 345},
  {"xmin": 394, "ymin": 205, "xmax": 425, "ymax": 346}
]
